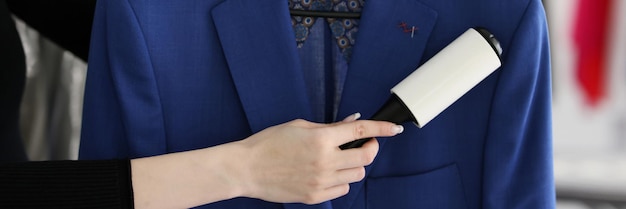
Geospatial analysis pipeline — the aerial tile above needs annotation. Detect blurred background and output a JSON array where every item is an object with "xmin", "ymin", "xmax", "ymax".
[
  {"xmin": 7, "ymin": 0, "xmax": 626, "ymax": 208},
  {"xmin": 546, "ymin": 0, "xmax": 626, "ymax": 208}
]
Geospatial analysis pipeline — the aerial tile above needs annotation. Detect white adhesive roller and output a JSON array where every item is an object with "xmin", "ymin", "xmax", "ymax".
[
  {"xmin": 392, "ymin": 28, "xmax": 502, "ymax": 127},
  {"xmin": 340, "ymin": 27, "xmax": 502, "ymax": 149}
]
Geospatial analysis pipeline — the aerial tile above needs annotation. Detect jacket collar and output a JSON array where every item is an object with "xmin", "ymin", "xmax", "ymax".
[{"xmin": 212, "ymin": 0, "xmax": 437, "ymax": 208}]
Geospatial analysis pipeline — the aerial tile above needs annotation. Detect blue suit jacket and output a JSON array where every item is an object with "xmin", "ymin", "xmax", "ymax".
[{"xmin": 80, "ymin": 0, "xmax": 555, "ymax": 208}]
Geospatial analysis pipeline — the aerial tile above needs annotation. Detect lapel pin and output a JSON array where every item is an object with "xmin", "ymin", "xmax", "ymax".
[{"xmin": 398, "ymin": 21, "xmax": 418, "ymax": 38}]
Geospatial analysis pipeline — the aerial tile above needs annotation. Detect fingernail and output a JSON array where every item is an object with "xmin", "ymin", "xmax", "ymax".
[
  {"xmin": 391, "ymin": 125, "xmax": 404, "ymax": 134},
  {"xmin": 352, "ymin": 113, "xmax": 362, "ymax": 120},
  {"xmin": 343, "ymin": 112, "xmax": 361, "ymax": 122}
]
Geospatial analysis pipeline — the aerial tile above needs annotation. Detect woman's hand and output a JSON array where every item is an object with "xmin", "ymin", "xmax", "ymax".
[
  {"xmin": 235, "ymin": 117, "xmax": 403, "ymax": 204},
  {"xmin": 131, "ymin": 114, "xmax": 403, "ymax": 208}
]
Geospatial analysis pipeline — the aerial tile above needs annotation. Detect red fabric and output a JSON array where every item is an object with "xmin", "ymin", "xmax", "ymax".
[{"xmin": 573, "ymin": 0, "xmax": 612, "ymax": 106}]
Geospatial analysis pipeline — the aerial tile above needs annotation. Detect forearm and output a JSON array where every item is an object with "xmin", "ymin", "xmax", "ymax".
[
  {"xmin": 131, "ymin": 141, "xmax": 247, "ymax": 209},
  {"xmin": 0, "ymin": 142, "xmax": 247, "ymax": 209}
]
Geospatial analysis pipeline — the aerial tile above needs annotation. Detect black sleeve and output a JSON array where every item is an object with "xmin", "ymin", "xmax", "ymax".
[
  {"xmin": 5, "ymin": 0, "xmax": 96, "ymax": 61},
  {"xmin": 0, "ymin": 160, "xmax": 134, "ymax": 209}
]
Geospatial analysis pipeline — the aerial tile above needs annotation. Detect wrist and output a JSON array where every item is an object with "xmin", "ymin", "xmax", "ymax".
[{"xmin": 218, "ymin": 140, "xmax": 256, "ymax": 199}]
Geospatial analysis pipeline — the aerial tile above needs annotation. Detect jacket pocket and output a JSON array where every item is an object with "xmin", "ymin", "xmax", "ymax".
[{"xmin": 366, "ymin": 163, "xmax": 467, "ymax": 209}]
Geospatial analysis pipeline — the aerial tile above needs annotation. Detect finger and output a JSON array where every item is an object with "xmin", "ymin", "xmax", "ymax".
[
  {"xmin": 309, "ymin": 184, "xmax": 350, "ymax": 204},
  {"xmin": 285, "ymin": 119, "xmax": 326, "ymax": 129},
  {"xmin": 330, "ymin": 167, "xmax": 367, "ymax": 187},
  {"xmin": 333, "ymin": 139, "xmax": 379, "ymax": 169},
  {"xmin": 325, "ymin": 120, "xmax": 403, "ymax": 146},
  {"xmin": 300, "ymin": 184, "xmax": 349, "ymax": 205},
  {"xmin": 341, "ymin": 112, "xmax": 361, "ymax": 122}
]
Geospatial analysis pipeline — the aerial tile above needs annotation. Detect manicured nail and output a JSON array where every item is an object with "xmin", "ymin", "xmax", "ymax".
[
  {"xmin": 343, "ymin": 112, "xmax": 361, "ymax": 122},
  {"xmin": 352, "ymin": 113, "xmax": 362, "ymax": 120},
  {"xmin": 391, "ymin": 125, "xmax": 404, "ymax": 134}
]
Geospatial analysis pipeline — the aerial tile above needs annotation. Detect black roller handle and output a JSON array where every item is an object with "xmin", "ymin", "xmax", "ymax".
[{"xmin": 339, "ymin": 95, "xmax": 415, "ymax": 150}]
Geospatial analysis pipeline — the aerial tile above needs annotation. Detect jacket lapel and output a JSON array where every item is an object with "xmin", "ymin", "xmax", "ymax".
[
  {"xmin": 334, "ymin": 0, "xmax": 438, "ymax": 208},
  {"xmin": 212, "ymin": 0, "xmax": 313, "ymax": 133},
  {"xmin": 337, "ymin": 0, "xmax": 438, "ymax": 121},
  {"xmin": 214, "ymin": 0, "xmax": 438, "ymax": 208}
]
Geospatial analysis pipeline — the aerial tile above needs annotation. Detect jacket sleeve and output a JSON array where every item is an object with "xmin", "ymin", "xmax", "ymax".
[
  {"xmin": 482, "ymin": 0, "xmax": 556, "ymax": 208},
  {"xmin": 0, "ymin": 160, "xmax": 133, "ymax": 208},
  {"xmin": 79, "ymin": 0, "xmax": 167, "ymax": 160}
]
